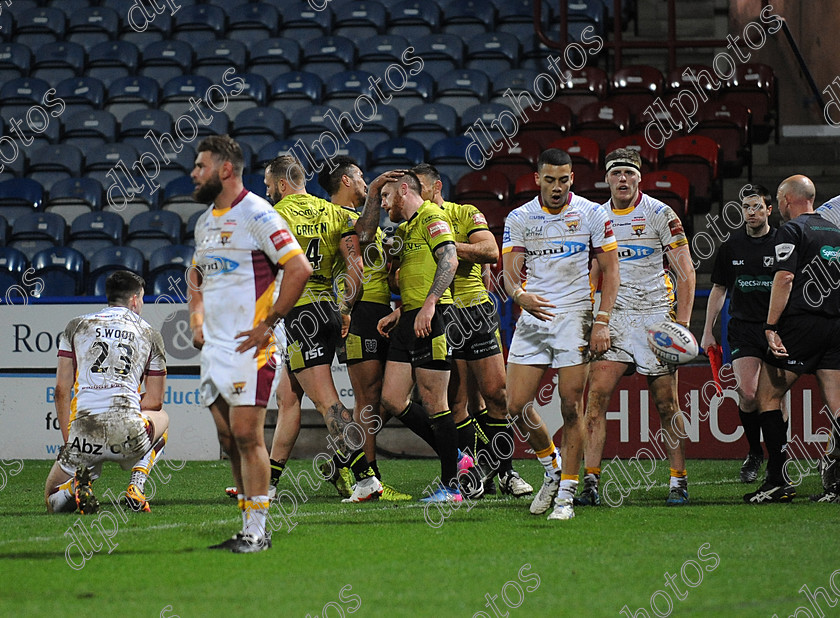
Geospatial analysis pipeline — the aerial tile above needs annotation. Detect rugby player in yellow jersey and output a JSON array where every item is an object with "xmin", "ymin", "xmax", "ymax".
[
  {"xmin": 412, "ymin": 163, "xmax": 533, "ymax": 498},
  {"xmin": 503, "ymin": 149, "xmax": 620, "ymax": 521},
  {"xmin": 263, "ymin": 155, "xmax": 383, "ymax": 503},
  {"xmin": 358, "ymin": 171, "xmax": 462, "ymax": 502},
  {"xmin": 318, "ymin": 156, "xmax": 412, "ymax": 500}
]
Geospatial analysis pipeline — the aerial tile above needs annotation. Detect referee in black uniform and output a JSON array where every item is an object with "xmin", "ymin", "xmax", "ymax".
[
  {"xmin": 746, "ymin": 175, "xmax": 840, "ymax": 504},
  {"xmin": 702, "ymin": 184, "xmax": 779, "ymax": 483}
]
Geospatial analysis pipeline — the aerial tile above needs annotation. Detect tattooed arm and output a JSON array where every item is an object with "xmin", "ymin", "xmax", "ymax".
[
  {"xmin": 413, "ymin": 242, "xmax": 457, "ymax": 338},
  {"xmin": 356, "ymin": 170, "xmax": 406, "ymax": 243}
]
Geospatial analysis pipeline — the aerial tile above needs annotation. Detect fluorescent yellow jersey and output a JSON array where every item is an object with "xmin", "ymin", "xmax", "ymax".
[
  {"xmin": 395, "ymin": 200, "xmax": 455, "ymax": 312},
  {"xmin": 441, "ymin": 200, "xmax": 490, "ymax": 306},
  {"xmin": 333, "ymin": 205, "xmax": 391, "ymax": 306},
  {"xmin": 274, "ymin": 193, "xmax": 357, "ymax": 308}
]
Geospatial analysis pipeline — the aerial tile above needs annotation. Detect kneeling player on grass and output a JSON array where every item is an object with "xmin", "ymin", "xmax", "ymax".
[{"xmin": 45, "ymin": 271, "xmax": 170, "ymax": 515}]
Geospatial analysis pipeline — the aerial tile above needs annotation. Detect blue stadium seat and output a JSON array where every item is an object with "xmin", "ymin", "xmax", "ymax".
[
  {"xmin": 9, "ymin": 212, "xmax": 66, "ymax": 259},
  {"xmin": 63, "ymin": 110, "xmax": 118, "ymax": 151},
  {"xmin": 441, "ymin": 0, "xmax": 494, "ymax": 39},
  {"xmin": 247, "ymin": 37, "xmax": 301, "ymax": 83},
  {"xmin": 0, "ymin": 213, "xmax": 6, "ymax": 246},
  {"xmin": 173, "ymin": 5, "xmax": 227, "ymax": 44},
  {"xmin": 149, "ymin": 244, "xmax": 194, "ymax": 279},
  {"xmin": 14, "ymin": 7, "xmax": 66, "ymax": 48},
  {"xmin": 279, "ymin": 5, "xmax": 333, "ymax": 46},
  {"xmin": 46, "ymin": 178, "xmax": 103, "ymax": 222},
  {"xmin": 269, "ymin": 71, "xmax": 322, "ymax": 115},
  {"xmin": 311, "ymin": 139, "xmax": 370, "ymax": 172},
  {"xmin": 371, "ymin": 138, "xmax": 425, "ymax": 167},
  {"xmin": 27, "ymin": 144, "xmax": 85, "ymax": 193},
  {"xmin": 70, "ymin": 211, "xmax": 123, "ymax": 245},
  {"xmin": 333, "ymin": 1, "xmax": 386, "ymax": 41},
  {"xmin": 566, "ymin": 0, "xmax": 605, "ymax": 41},
  {"xmin": 243, "ymin": 173, "xmax": 270, "ymax": 201},
  {"xmin": 402, "ymin": 103, "xmax": 459, "ymax": 145},
  {"xmin": 0, "ymin": 43, "xmax": 31, "ymax": 84},
  {"xmin": 429, "ymin": 136, "xmax": 480, "ymax": 184},
  {"xmin": 84, "ymin": 142, "xmax": 139, "ymax": 188},
  {"xmin": 357, "ymin": 34, "xmax": 410, "ymax": 76},
  {"xmin": 139, "ymin": 40, "xmax": 194, "ymax": 85},
  {"xmin": 0, "ymin": 178, "xmax": 44, "ymax": 225},
  {"xmin": 226, "ymin": 2, "xmax": 279, "ymax": 43},
  {"xmin": 324, "ymin": 70, "xmax": 377, "ymax": 113},
  {"xmin": 162, "ymin": 176, "xmax": 197, "ymax": 204},
  {"xmin": 117, "ymin": 1, "xmax": 173, "ymax": 48},
  {"xmin": 0, "ymin": 247, "xmax": 28, "ymax": 291},
  {"xmin": 120, "ymin": 108, "xmax": 175, "ymax": 146},
  {"xmin": 461, "ymin": 103, "xmax": 515, "ymax": 144},
  {"xmin": 435, "ymin": 69, "xmax": 490, "ymax": 116},
  {"xmin": 105, "ymin": 76, "xmax": 160, "ymax": 123},
  {"xmin": 33, "ymin": 41, "xmax": 86, "ymax": 85},
  {"xmin": 88, "ymin": 245, "xmax": 145, "ymax": 295},
  {"xmin": 185, "ymin": 209, "xmax": 203, "ymax": 245},
  {"xmin": 192, "ymin": 39, "xmax": 247, "ymax": 83},
  {"xmin": 67, "ymin": 6, "xmax": 119, "ymax": 52},
  {"xmin": 160, "ymin": 75, "xmax": 213, "ymax": 119},
  {"xmin": 55, "ymin": 77, "xmax": 106, "ymax": 117},
  {"xmin": 225, "ymin": 73, "xmax": 268, "ymax": 118},
  {"xmin": 490, "ymin": 68, "xmax": 540, "ymax": 109},
  {"xmin": 354, "ymin": 106, "xmax": 400, "ymax": 151},
  {"xmin": 413, "ymin": 34, "xmax": 464, "ymax": 81},
  {"xmin": 126, "ymin": 210, "xmax": 183, "ymax": 261},
  {"xmin": 256, "ymin": 140, "xmax": 306, "ymax": 168},
  {"xmin": 31, "ymin": 247, "xmax": 85, "ymax": 297},
  {"xmin": 0, "ymin": 77, "xmax": 51, "ymax": 120},
  {"xmin": 387, "ymin": 1, "xmax": 440, "ymax": 38},
  {"xmin": 85, "ymin": 40, "xmax": 139, "ymax": 85},
  {"xmin": 288, "ymin": 105, "xmax": 343, "ymax": 147},
  {"xmin": 0, "ymin": 11, "xmax": 12, "ymax": 43},
  {"xmin": 233, "ymin": 107, "xmax": 287, "ymax": 153},
  {"xmin": 13, "ymin": 104, "xmax": 61, "ymax": 150},
  {"xmin": 495, "ymin": 0, "xmax": 541, "ymax": 39},
  {"xmin": 388, "ymin": 72, "xmax": 435, "ymax": 117},
  {"xmin": 301, "ymin": 36, "xmax": 356, "ymax": 77},
  {"xmin": 466, "ymin": 32, "xmax": 520, "ymax": 76}
]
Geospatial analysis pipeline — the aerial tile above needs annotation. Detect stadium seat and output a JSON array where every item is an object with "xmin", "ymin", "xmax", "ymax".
[
  {"xmin": 662, "ymin": 134, "xmax": 720, "ymax": 209},
  {"xmin": 515, "ymin": 101, "xmax": 574, "ymax": 148},
  {"xmin": 333, "ymin": 1, "xmax": 386, "ymax": 41},
  {"xmin": 0, "ymin": 77, "xmax": 51, "ymax": 120},
  {"xmin": 0, "ymin": 11, "xmax": 12, "ymax": 45},
  {"xmin": 565, "ymin": 0, "xmax": 605, "ymax": 40},
  {"xmin": 223, "ymin": 73, "xmax": 268, "ymax": 118},
  {"xmin": 0, "ymin": 43, "xmax": 31, "ymax": 84},
  {"xmin": 11, "ymin": 103, "xmax": 60, "ymax": 150},
  {"xmin": 301, "ymin": 36, "xmax": 356, "ymax": 77},
  {"xmin": 610, "ymin": 65, "xmax": 665, "ymax": 125},
  {"xmin": 466, "ymin": 32, "xmax": 520, "ymax": 76},
  {"xmin": 484, "ymin": 135, "xmax": 542, "ymax": 181},
  {"xmin": 402, "ymin": 103, "xmax": 458, "ymax": 145},
  {"xmin": 70, "ymin": 211, "xmax": 123, "ymax": 244},
  {"xmin": 55, "ymin": 77, "xmax": 106, "ymax": 118},
  {"xmin": 162, "ymin": 176, "xmax": 199, "ymax": 204},
  {"xmin": 185, "ymin": 209, "xmax": 203, "ymax": 245},
  {"xmin": 247, "ymin": 37, "xmax": 301, "ymax": 83},
  {"xmin": 0, "ymin": 178, "xmax": 44, "ymax": 225},
  {"xmin": 226, "ymin": 2, "xmax": 280, "ymax": 43},
  {"xmin": 435, "ymin": 69, "xmax": 490, "ymax": 117},
  {"xmin": 353, "ymin": 106, "xmax": 400, "ymax": 151},
  {"xmin": 513, "ymin": 172, "xmax": 539, "ymax": 203},
  {"xmin": 324, "ymin": 70, "xmax": 377, "ymax": 113},
  {"xmin": 574, "ymin": 101, "xmax": 632, "ymax": 151},
  {"xmin": 0, "ymin": 247, "xmax": 28, "ymax": 295},
  {"xmin": 105, "ymin": 76, "xmax": 160, "ymax": 123},
  {"xmin": 666, "ymin": 64, "xmax": 719, "ymax": 98},
  {"xmin": 14, "ymin": 7, "xmax": 66, "ymax": 48},
  {"xmin": 572, "ymin": 167, "xmax": 611, "ymax": 204},
  {"xmin": 640, "ymin": 170, "xmax": 691, "ymax": 223},
  {"xmin": 721, "ymin": 63, "xmax": 777, "ymax": 144},
  {"xmin": 429, "ymin": 136, "xmax": 478, "ymax": 184},
  {"xmin": 605, "ymin": 135, "xmax": 659, "ymax": 173},
  {"xmin": 84, "ymin": 142, "xmax": 138, "ymax": 188},
  {"xmin": 31, "ymin": 41, "xmax": 86, "ymax": 86},
  {"xmin": 555, "ymin": 66, "xmax": 608, "ymax": 115},
  {"xmin": 67, "ymin": 6, "xmax": 119, "ymax": 52},
  {"xmin": 413, "ymin": 34, "xmax": 464, "ymax": 81},
  {"xmin": 27, "ymin": 144, "xmax": 84, "ymax": 193},
  {"xmin": 387, "ymin": 72, "xmax": 435, "ymax": 117},
  {"xmin": 279, "ymin": 4, "xmax": 333, "ymax": 46},
  {"xmin": 371, "ymin": 138, "xmax": 426, "ymax": 168},
  {"xmin": 547, "ymin": 135, "xmax": 601, "ymax": 172},
  {"xmin": 311, "ymin": 139, "xmax": 371, "ymax": 172},
  {"xmin": 233, "ymin": 108, "xmax": 287, "ymax": 153},
  {"xmin": 173, "ymin": 5, "xmax": 227, "ymax": 44},
  {"xmin": 126, "ymin": 210, "xmax": 183, "ymax": 261},
  {"xmin": 256, "ymin": 140, "xmax": 307, "ymax": 168},
  {"xmin": 160, "ymin": 75, "xmax": 213, "ymax": 119},
  {"xmin": 88, "ymin": 245, "xmax": 145, "ymax": 295},
  {"xmin": 192, "ymin": 39, "xmax": 247, "ymax": 83},
  {"xmin": 9, "ymin": 210, "xmax": 66, "ymax": 250},
  {"xmin": 455, "ymin": 170, "xmax": 511, "ymax": 205},
  {"xmin": 441, "ymin": 0, "xmax": 494, "ymax": 39},
  {"xmin": 461, "ymin": 103, "xmax": 515, "ymax": 146},
  {"xmin": 490, "ymin": 69, "xmax": 541, "ymax": 108},
  {"xmin": 269, "ymin": 71, "xmax": 322, "ymax": 115},
  {"xmin": 0, "ymin": 214, "xmax": 6, "ymax": 246},
  {"xmin": 139, "ymin": 40, "xmax": 194, "ymax": 85},
  {"xmin": 46, "ymin": 178, "xmax": 103, "ymax": 222},
  {"xmin": 118, "ymin": 2, "xmax": 173, "ymax": 48},
  {"xmin": 387, "ymin": 1, "xmax": 440, "ymax": 39},
  {"xmin": 149, "ymin": 243, "xmax": 194, "ymax": 279},
  {"xmin": 356, "ymin": 34, "xmax": 410, "ymax": 76},
  {"xmin": 31, "ymin": 247, "xmax": 85, "ymax": 297},
  {"xmin": 119, "ymin": 109, "xmax": 175, "ymax": 152},
  {"xmin": 695, "ymin": 101, "xmax": 752, "ymax": 178},
  {"xmin": 150, "ymin": 267, "xmax": 190, "ymax": 298},
  {"xmin": 85, "ymin": 40, "xmax": 139, "ymax": 85},
  {"xmin": 288, "ymin": 105, "xmax": 342, "ymax": 148}
]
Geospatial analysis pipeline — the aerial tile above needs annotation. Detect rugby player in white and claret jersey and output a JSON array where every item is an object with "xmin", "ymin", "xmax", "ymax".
[
  {"xmin": 502, "ymin": 148, "xmax": 620, "ymax": 521},
  {"xmin": 188, "ymin": 136, "xmax": 311, "ymax": 553},
  {"xmin": 579, "ymin": 147, "xmax": 696, "ymax": 508}
]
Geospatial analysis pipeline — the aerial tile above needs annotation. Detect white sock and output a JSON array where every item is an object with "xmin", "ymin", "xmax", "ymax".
[
  {"xmin": 243, "ymin": 496, "xmax": 270, "ymax": 539},
  {"xmin": 538, "ymin": 448, "xmax": 562, "ymax": 479},
  {"xmin": 558, "ymin": 479, "xmax": 578, "ymax": 502}
]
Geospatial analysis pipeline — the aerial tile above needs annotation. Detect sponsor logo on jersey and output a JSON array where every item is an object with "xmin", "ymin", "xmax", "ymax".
[
  {"xmin": 203, "ymin": 256, "xmax": 239, "ymax": 275},
  {"xmin": 529, "ymin": 241, "xmax": 587, "ymax": 257},
  {"xmin": 616, "ymin": 245, "xmax": 655, "ymax": 261},
  {"xmin": 502, "ymin": 227, "xmax": 511, "ymax": 243},
  {"xmin": 472, "ymin": 213, "xmax": 487, "ymax": 226},
  {"xmin": 763, "ymin": 256, "xmax": 774, "ymax": 267},
  {"xmin": 427, "ymin": 220, "xmax": 451, "ymax": 238},
  {"xmin": 668, "ymin": 218, "xmax": 684, "ymax": 237},
  {"xmin": 819, "ymin": 245, "xmax": 840, "ymax": 261},
  {"xmin": 604, "ymin": 220, "xmax": 615, "ymax": 238},
  {"xmin": 270, "ymin": 228, "xmax": 294, "ymax": 250},
  {"xmin": 232, "ymin": 381, "xmax": 246, "ymax": 394},
  {"xmin": 775, "ymin": 243, "xmax": 795, "ymax": 261},
  {"xmin": 735, "ymin": 275, "xmax": 773, "ymax": 291},
  {"xmin": 524, "ymin": 225, "xmax": 543, "ymax": 239}
]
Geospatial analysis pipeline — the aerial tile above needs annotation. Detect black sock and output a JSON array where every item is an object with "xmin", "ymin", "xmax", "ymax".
[
  {"xmin": 739, "ymin": 409, "xmax": 763, "ymax": 457},
  {"xmin": 430, "ymin": 410, "xmax": 459, "ymax": 488},
  {"xmin": 759, "ymin": 410, "xmax": 787, "ymax": 485},
  {"xmin": 396, "ymin": 402, "xmax": 439, "ymax": 454},
  {"xmin": 482, "ymin": 417, "xmax": 515, "ymax": 475},
  {"xmin": 370, "ymin": 459, "xmax": 381, "ymax": 480},
  {"xmin": 269, "ymin": 459, "xmax": 286, "ymax": 486},
  {"xmin": 345, "ymin": 449, "xmax": 375, "ymax": 482},
  {"xmin": 455, "ymin": 417, "xmax": 477, "ymax": 457}
]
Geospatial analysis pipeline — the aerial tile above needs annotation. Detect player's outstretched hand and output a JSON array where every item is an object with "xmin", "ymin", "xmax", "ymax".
[
  {"xmin": 589, "ymin": 322, "xmax": 611, "ymax": 355},
  {"xmin": 235, "ymin": 321, "xmax": 274, "ymax": 358},
  {"xmin": 340, "ymin": 313, "xmax": 351, "ymax": 338},
  {"xmin": 766, "ymin": 330, "xmax": 788, "ymax": 358},
  {"xmin": 378, "ymin": 308, "xmax": 401, "ymax": 337},
  {"xmin": 518, "ymin": 292, "xmax": 556, "ymax": 321},
  {"xmin": 369, "ymin": 169, "xmax": 409, "ymax": 194}
]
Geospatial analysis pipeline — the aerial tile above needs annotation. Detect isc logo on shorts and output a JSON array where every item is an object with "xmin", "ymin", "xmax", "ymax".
[{"xmin": 304, "ymin": 345, "xmax": 324, "ymax": 360}]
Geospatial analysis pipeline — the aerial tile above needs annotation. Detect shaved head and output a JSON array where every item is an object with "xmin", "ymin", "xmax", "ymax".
[{"xmin": 777, "ymin": 174, "xmax": 816, "ymax": 221}]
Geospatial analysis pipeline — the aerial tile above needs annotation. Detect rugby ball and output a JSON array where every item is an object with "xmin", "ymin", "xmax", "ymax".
[{"xmin": 646, "ymin": 321, "xmax": 698, "ymax": 365}]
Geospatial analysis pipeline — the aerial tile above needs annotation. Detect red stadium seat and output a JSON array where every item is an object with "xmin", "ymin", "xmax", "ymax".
[
  {"xmin": 547, "ymin": 135, "xmax": 600, "ymax": 172},
  {"xmin": 720, "ymin": 63, "xmax": 777, "ymax": 144},
  {"xmin": 662, "ymin": 135, "xmax": 720, "ymax": 210},
  {"xmin": 574, "ymin": 101, "xmax": 631, "ymax": 151},
  {"xmin": 454, "ymin": 170, "xmax": 511, "ymax": 204},
  {"xmin": 555, "ymin": 66, "xmax": 608, "ymax": 115},
  {"xmin": 484, "ymin": 136, "xmax": 542, "ymax": 182},
  {"xmin": 640, "ymin": 170, "xmax": 691, "ymax": 224},
  {"xmin": 610, "ymin": 65, "xmax": 665, "ymax": 125},
  {"xmin": 513, "ymin": 172, "xmax": 539, "ymax": 203},
  {"xmin": 695, "ymin": 101, "xmax": 752, "ymax": 178}
]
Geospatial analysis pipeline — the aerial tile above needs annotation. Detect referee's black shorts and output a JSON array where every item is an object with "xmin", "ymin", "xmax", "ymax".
[
  {"xmin": 764, "ymin": 314, "xmax": 840, "ymax": 374},
  {"xmin": 727, "ymin": 318, "xmax": 769, "ymax": 361}
]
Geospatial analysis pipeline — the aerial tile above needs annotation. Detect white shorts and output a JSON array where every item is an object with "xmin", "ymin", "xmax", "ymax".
[
  {"xmin": 199, "ymin": 341, "xmax": 282, "ymax": 408},
  {"xmin": 59, "ymin": 409, "xmax": 152, "ymax": 477},
  {"xmin": 508, "ymin": 309, "xmax": 592, "ymax": 368},
  {"xmin": 600, "ymin": 309, "xmax": 675, "ymax": 376}
]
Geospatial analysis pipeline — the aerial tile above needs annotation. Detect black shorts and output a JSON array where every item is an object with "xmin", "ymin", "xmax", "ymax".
[
  {"xmin": 444, "ymin": 301, "xmax": 503, "ymax": 361},
  {"xmin": 284, "ymin": 301, "xmax": 342, "ymax": 372},
  {"xmin": 764, "ymin": 314, "xmax": 840, "ymax": 374},
  {"xmin": 727, "ymin": 318, "xmax": 769, "ymax": 361},
  {"xmin": 387, "ymin": 306, "xmax": 451, "ymax": 370},
  {"xmin": 338, "ymin": 301, "xmax": 391, "ymax": 365}
]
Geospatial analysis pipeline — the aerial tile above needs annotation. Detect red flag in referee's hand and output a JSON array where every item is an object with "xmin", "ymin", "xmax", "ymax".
[{"xmin": 706, "ymin": 344, "xmax": 723, "ymax": 395}]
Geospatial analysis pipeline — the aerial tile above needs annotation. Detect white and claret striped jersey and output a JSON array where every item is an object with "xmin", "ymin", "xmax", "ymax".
[
  {"xmin": 816, "ymin": 194, "xmax": 840, "ymax": 227},
  {"xmin": 603, "ymin": 192, "xmax": 688, "ymax": 312},
  {"xmin": 193, "ymin": 189, "xmax": 303, "ymax": 350},
  {"xmin": 502, "ymin": 192, "xmax": 617, "ymax": 312},
  {"xmin": 274, "ymin": 193, "xmax": 357, "ymax": 307},
  {"xmin": 57, "ymin": 306, "xmax": 166, "ymax": 415}
]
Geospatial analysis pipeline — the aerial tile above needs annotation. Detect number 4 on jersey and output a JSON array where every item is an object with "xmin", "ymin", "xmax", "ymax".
[{"xmin": 304, "ymin": 238, "xmax": 323, "ymax": 269}]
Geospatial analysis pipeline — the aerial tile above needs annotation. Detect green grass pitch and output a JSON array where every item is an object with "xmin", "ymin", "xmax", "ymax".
[{"xmin": 1, "ymin": 459, "xmax": 837, "ymax": 617}]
